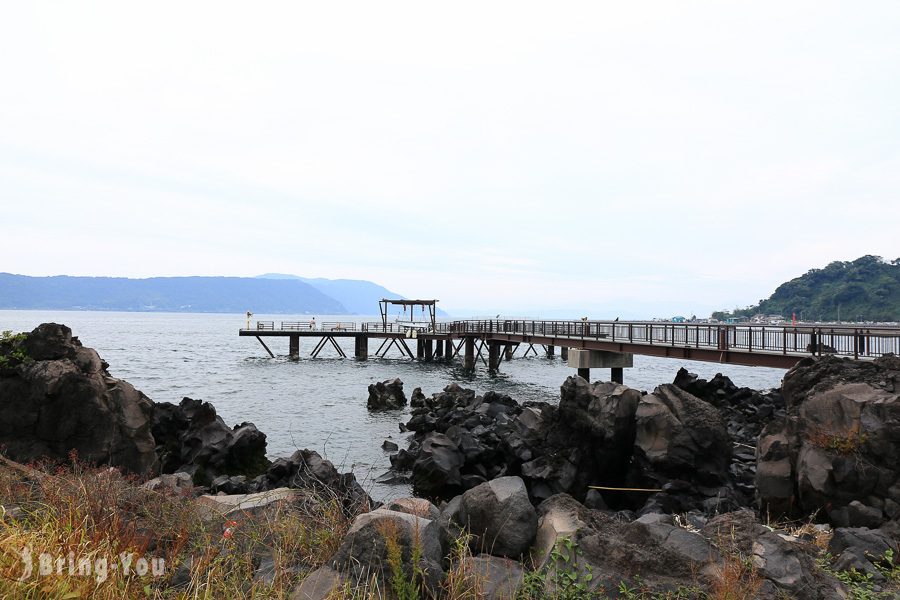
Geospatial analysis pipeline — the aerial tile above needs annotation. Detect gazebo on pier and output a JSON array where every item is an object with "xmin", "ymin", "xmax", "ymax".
[{"xmin": 379, "ymin": 298, "xmax": 438, "ymax": 333}]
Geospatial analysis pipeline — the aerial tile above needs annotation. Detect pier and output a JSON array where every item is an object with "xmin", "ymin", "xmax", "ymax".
[{"xmin": 239, "ymin": 300, "xmax": 900, "ymax": 382}]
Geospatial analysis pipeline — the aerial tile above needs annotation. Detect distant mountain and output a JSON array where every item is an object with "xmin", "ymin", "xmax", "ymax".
[
  {"xmin": 0, "ymin": 274, "xmax": 346, "ymax": 314},
  {"xmin": 712, "ymin": 255, "xmax": 900, "ymax": 322},
  {"xmin": 257, "ymin": 273, "xmax": 448, "ymax": 316}
]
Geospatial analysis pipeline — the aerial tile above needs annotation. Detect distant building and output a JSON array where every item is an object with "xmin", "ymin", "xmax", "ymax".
[
  {"xmin": 671, "ymin": 316, "xmax": 686, "ymax": 323},
  {"xmin": 751, "ymin": 313, "xmax": 785, "ymax": 324}
]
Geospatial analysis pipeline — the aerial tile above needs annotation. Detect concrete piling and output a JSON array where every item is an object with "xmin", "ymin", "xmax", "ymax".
[
  {"xmin": 354, "ymin": 336, "xmax": 368, "ymax": 360},
  {"xmin": 488, "ymin": 341, "xmax": 501, "ymax": 372},
  {"xmin": 464, "ymin": 337, "xmax": 475, "ymax": 370}
]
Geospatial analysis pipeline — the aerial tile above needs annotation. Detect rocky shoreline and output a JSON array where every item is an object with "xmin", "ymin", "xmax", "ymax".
[{"xmin": 2, "ymin": 323, "xmax": 899, "ymax": 598}]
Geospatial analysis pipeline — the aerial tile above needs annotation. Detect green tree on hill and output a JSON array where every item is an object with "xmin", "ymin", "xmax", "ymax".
[{"xmin": 712, "ymin": 255, "xmax": 900, "ymax": 322}]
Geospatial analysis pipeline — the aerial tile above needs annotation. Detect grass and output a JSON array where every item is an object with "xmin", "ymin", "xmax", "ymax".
[
  {"xmin": 816, "ymin": 548, "xmax": 900, "ymax": 600},
  {"xmin": 3, "ymin": 456, "xmax": 885, "ymax": 599},
  {"xmin": 518, "ymin": 536, "xmax": 709, "ymax": 600},
  {"xmin": 0, "ymin": 454, "xmax": 354, "ymax": 599},
  {"xmin": 707, "ymin": 553, "xmax": 762, "ymax": 600},
  {"xmin": 2, "ymin": 459, "xmax": 711, "ymax": 600},
  {"xmin": 805, "ymin": 423, "xmax": 868, "ymax": 456},
  {"xmin": 0, "ymin": 330, "xmax": 30, "ymax": 369}
]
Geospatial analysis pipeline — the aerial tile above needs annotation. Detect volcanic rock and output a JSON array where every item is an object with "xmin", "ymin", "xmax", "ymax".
[
  {"xmin": 458, "ymin": 476, "xmax": 537, "ymax": 558},
  {"xmin": 327, "ymin": 507, "xmax": 444, "ymax": 594},
  {"xmin": 630, "ymin": 383, "xmax": 731, "ymax": 489},
  {"xmin": 458, "ymin": 555, "xmax": 524, "ymax": 600},
  {"xmin": 0, "ymin": 323, "xmax": 158, "ymax": 474},
  {"xmin": 757, "ymin": 355, "xmax": 900, "ymax": 526},
  {"xmin": 367, "ymin": 378, "xmax": 407, "ymax": 410},
  {"xmin": 392, "ymin": 376, "xmax": 755, "ymax": 515},
  {"xmin": 151, "ymin": 396, "xmax": 269, "ymax": 485},
  {"xmin": 264, "ymin": 449, "xmax": 372, "ymax": 516},
  {"xmin": 411, "ymin": 432, "xmax": 464, "ymax": 495}
]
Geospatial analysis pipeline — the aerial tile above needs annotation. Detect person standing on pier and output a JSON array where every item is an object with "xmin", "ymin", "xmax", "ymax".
[{"xmin": 309, "ymin": 317, "xmax": 316, "ymax": 330}]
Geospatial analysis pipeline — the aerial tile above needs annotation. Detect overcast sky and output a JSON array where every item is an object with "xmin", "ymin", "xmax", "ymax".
[{"xmin": 2, "ymin": 2, "xmax": 898, "ymax": 317}]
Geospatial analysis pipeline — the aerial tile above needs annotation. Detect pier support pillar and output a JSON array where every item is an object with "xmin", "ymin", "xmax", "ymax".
[
  {"xmin": 568, "ymin": 349, "xmax": 633, "ymax": 384},
  {"xmin": 464, "ymin": 337, "xmax": 475, "ymax": 370},
  {"xmin": 611, "ymin": 367, "xmax": 623, "ymax": 384},
  {"xmin": 488, "ymin": 341, "xmax": 501, "ymax": 372},
  {"xmin": 546, "ymin": 345, "xmax": 555, "ymax": 357},
  {"xmin": 445, "ymin": 340, "xmax": 453, "ymax": 359},
  {"xmin": 434, "ymin": 340, "xmax": 444, "ymax": 359},
  {"xmin": 289, "ymin": 335, "xmax": 300, "ymax": 360},
  {"xmin": 416, "ymin": 339, "xmax": 424, "ymax": 359},
  {"xmin": 425, "ymin": 340, "xmax": 434, "ymax": 361},
  {"xmin": 355, "ymin": 336, "xmax": 368, "ymax": 360},
  {"xmin": 560, "ymin": 346, "xmax": 569, "ymax": 361},
  {"xmin": 578, "ymin": 367, "xmax": 590, "ymax": 381},
  {"xmin": 504, "ymin": 345, "xmax": 513, "ymax": 361}
]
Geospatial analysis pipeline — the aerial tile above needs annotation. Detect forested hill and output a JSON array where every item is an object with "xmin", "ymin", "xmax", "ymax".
[
  {"xmin": 714, "ymin": 256, "xmax": 900, "ymax": 322},
  {"xmin": 0, "ymin": 274, "xmax": 347, "ymax": 314}
]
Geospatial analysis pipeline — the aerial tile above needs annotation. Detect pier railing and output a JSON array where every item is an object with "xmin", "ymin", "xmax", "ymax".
[
  {"xmin": 280, "ymin": 321, "xmax": 316, "ymax": 331},
  {"xmin": 320, "ymin": 322, "xmax": 357, "ymax": 332},
  {"xmin": 434, "ymin": 320, "xmax": 900, "ymax": 359},
  {"xmin": 253, "ymin": 320, "xmax": 356, "ymax": 332}
]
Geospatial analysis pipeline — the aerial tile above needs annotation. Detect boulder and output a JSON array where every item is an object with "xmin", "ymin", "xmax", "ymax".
[
  {"xmin": 196, "ymin": 487, "xmax": 301, "ymax": 520},
  {"xmin": 551, "ymin": 378, "xmax": 641, "ymax": 494},
  {"xmin": 386, "ymin": 497, "xmax": 441, "ymax": 520},
  {"xmin": 755, "ymin": 422, "xmax": 796, "ymax": 516},
  {"xmin": 151, "ymin": 396, "xmax": 269, "ymax": 484},
  {"xmin": 264, "ymin": 449, "xmax": 372, "ymax": 516},
  {"xmin": 673, "ymin": 369, "xmax": 784, "ymax": 509},
  {"xmin": 457, "ymin": 555, "xmax": 524, "ymax": 600},
  {"xmin": 557, "ymin": 378, "xmax": 641, "ymax": 446},
  {"xmin": 458, "ymin": 476, "xmax": 537, "ymax": 558},
  {"xmin": 631, "ymin": 384, "xmax": 731, "ymax": 489},
  {"xmin": 843, "ymin": 500, "xmax": 884, "ymax": 529},
  {"xmin": 411, "ymin": 432, "xmax": 464, "ymax": 496},
  {"xmin": 210, "ymin": 474, "xmax": 251, "ymax": 495},
  {"xmin": 290, "ymin": 566, "xmax": 347, "ymax": 600},
  {"xmin": 757, "ymin": 355, "xmax": 900, "ymax": 526},
  {"xmin": 142, "ymin": 471, "xmax": 194, "ymax": 494},
  {"xmin": 410, "ymin": 387, "xmax": 427, "ymax": 407},
  {"xmin": 828, "ymin": 526, "xmax": 898, "ymax": 578},
  {"xmin": 782, "ymin": 354, "xmax": 900, "ymax": 409},
  {"xmin": 672, "ymin": 368, "xmax": 739, "ymax": 407},
  {"xmin": 0, "ymin": 323, "xmax": 158, "ymax": 474},
  {"xmin": 702, "ymin": 510, "xmax": 845, "ymax": 599},
  {"xmin": 531, "ymin": 493, "xmax": 588, "ymax": 567},
  {"xmin": 532, "ymin": 494, "xmax": 719, "ymax": 596},
  {"xmin": 367, "ymin": 378, "xmax": 407, "ymax": 410},
  {"xmin": 328, "ymin": 507, "xmax": 444, "ymax": 594}
]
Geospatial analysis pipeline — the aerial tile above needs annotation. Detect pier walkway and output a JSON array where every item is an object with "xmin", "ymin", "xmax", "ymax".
[{"xmin": 239, "ymin": 318, "xmax": 900, "ymax": 379}]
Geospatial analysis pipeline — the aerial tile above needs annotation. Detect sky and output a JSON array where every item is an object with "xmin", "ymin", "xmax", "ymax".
[{"xmin": 2, "ymin": 1, "xmax": 898, "ymax": 317}]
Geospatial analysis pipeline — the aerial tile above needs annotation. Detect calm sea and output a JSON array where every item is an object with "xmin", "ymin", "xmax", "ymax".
[{"xmin": 1, "ymin": 311, "xmax": 787, "ymax": 500}]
